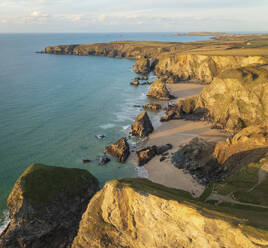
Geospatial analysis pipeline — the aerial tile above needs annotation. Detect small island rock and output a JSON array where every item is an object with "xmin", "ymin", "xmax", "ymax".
[{"xmin": 106, "ymin": 137, "xmax": 130, "ymax": 162}]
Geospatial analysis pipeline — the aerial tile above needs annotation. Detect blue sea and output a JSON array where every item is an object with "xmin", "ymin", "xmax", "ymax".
[{"xmin": 0, "ymin": 33, "xmax": 211, "ymax": 231}]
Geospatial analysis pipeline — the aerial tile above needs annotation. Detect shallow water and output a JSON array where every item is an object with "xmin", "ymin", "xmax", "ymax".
[{"xmin": 0, "ymin": 33, "xmax": 211, "ymax": 230}]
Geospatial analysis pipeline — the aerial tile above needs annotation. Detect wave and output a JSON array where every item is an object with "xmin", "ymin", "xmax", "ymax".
[
  {"xmin": 0, "ymin": 209, "xmax": 9, "ymax": 235},
  {"xmin": 99, "ymin": 123, "xmax": 116, "ymax": 129},
  {"xmin": 135, "ymin": 165, "xmax": 149, "ymax": 178}
]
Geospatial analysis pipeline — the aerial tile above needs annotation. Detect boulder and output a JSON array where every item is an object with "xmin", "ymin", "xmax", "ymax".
[
  {"xmin": 106, "ymin": 137, "xmax": 130, "ymax": 162},
  {"xmin": 136, "ymin": 146, "xmax": 157, "ymax": 166},
  {"xmin": 0, "ymin": 164, "xmax": 99, "ymax": 248},
  {"xmin": 99, "ymin": 155, "xmax": 111, "ymax": 165},
  {"xmin": 143, "ymin": 103, "xmax": 161, "ymax": 111},
  {"xmin": 156, "ymin": 144, "xmax": 172, "ymax": 155},
  {"xmin": 131, "ymin": 111, "xmax": 154, "ymax": 137},
  {"xmin": 130, "ymin": 79, "xmax": 139, "ymax": 86},
  {"xmin": 147, "ymin": 79, "xmax": 173, "ymax": 100}
]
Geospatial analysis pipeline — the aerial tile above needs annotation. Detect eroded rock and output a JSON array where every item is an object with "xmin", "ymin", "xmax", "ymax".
[
  {"xmin": 131, "ymin": 111, "xmax": 154, "ymax": 137},
  {"xmin": 147, "ymin": 79, "xmax": 174, "ymax": 100},
  {"xmin": 143, "ymin": 103, "xmax": 161, "ymax": 111},
  {"xmin": 106, "ymin": 137, "xmax": 130, "ymax": 162}
]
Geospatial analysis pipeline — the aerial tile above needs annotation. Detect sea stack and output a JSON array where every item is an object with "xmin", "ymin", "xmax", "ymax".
[
  {"xmin": 131, "ymin": 111, "xmax": 154, "ymax": 137},
  {"xmin": 147, "ymin": 78, "xmax": 173, "ymax": 100},
  {"xmin": 106, "ymin": 137, "xmax": 130, "ymax": 162}
]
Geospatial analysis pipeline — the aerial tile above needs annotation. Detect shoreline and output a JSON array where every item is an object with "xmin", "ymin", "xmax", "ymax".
[{"xmin": 130, "ymin": 83, "xmax": 228, "ymax": 197}]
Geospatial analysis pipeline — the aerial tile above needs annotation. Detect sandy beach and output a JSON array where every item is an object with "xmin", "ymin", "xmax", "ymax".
[{"xmin": 134, "ymin": 83, "xmax": 228, "ymax": 197}]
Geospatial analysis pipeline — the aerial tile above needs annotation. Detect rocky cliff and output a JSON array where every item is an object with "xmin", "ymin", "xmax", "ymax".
[
  {"xmin": 0, "ymin": 164, "xmax": 99, "ymax": 248},
  {"xmin": 72, "ymin": 178, "xmax": 268, "ymax": 248}
]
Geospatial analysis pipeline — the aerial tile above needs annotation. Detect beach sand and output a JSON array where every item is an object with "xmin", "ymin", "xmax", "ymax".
[{"xmin": 132, "ymin": 83, "xmax": 228, "ymax": 197}]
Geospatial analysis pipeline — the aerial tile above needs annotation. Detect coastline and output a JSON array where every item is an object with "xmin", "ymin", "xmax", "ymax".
[{"xmin": 130, "ymin": 83, "xmax": 228, "ymax": 197}]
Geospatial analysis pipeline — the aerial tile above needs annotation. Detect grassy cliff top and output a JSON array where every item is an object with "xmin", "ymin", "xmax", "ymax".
[{"xmin": 9, "ymin": 164, "xmax": 98, "ymax": 208}]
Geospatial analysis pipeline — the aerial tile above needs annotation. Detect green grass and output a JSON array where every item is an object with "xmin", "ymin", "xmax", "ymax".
[{"xmin": 17, "ymin": 164, "xmax": 98, "ymax": 207}]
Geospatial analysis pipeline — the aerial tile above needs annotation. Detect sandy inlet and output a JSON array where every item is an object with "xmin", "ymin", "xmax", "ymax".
[{"xmin": 132, "ymin": 83, "xmax": 228, "ymax": 197}]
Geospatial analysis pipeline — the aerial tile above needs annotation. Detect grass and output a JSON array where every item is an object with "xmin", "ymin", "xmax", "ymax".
[
  {"xmin": 12, "ymin": 163, "xmax": 98, "ymax": 208},
  {"xmin": 214, "ymin": 156, "xmax": 268, "ymax": 206}
]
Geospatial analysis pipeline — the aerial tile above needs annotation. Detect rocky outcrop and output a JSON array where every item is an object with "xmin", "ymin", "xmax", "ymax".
[
  {"xmin": 147, "ymin": 79, "xmax": 174, "ymax": 100},
  {"xmin": 143, "ymin": 103, "xmax": 161, "ymax": 111},
  {"xmin": 133, "ymin": 58, "xmax": 151, "ymax": 74},
  {"xmin": 130, "ymin": 79, "xmax": 139, "ymax": 86},
  {"xmin": 131, "ymin": 111, "xmax": 153, "ymax": 137},
  {"xmin": 154, "ymin": 54, "xmax": 268, "ymax": 83},
  {"xmin": 72, "ymin": 178, "xmax": 267, "ymax": 248},
  {"xmin": 136, "ymin": 144, "xmax": 172, "ymax": 166},
  {"xmin": 172, "ymin": 137, "xmax": 224, "ymax": 184},
  {"xmin": 195, "ymin": 66, "xmax": 268, "ymax": 132},
  {"xmin": 106, "ymin": 137, "xmax": 130, "ymax": 162},
  {"xmin": 0, "ymin": 164, "xmax": 99, "ymax": 248}
]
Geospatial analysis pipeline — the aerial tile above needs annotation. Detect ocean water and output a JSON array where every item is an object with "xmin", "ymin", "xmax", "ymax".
[{"xmin": 0, "ymin": 33, "xmax": 211, "ymax": 232}]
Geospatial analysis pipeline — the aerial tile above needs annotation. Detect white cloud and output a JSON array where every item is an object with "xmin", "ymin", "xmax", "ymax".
[{"xmin": 97, "ymin": 14, "xmax": 107, "ymax": 22}]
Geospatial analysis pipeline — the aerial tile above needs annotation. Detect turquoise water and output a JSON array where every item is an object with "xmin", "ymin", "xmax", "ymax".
[{"xmin": 0, "ymin": 33, "xmax": 211, "ymax": 230}]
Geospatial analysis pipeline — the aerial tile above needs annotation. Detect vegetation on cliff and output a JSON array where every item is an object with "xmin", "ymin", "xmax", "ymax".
[{"xmin": 0, "ymin": 164, "xmax": 99, "ymax": 248}]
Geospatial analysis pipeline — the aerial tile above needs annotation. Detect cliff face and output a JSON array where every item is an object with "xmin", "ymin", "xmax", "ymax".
[
  {"xmin": 72, "ymin": 178, "xmax": 268, "ymax": 248},
  {"xmin": 0, "ymin": 164, "xmax": 99, "ymax": 248},
  {"xmin": 195, "ymin": 66, "xmax": 268, "ymax": 132},
  {"xmin": 154, "ymin": 54, "xmax": 268, "ymax": 83}
]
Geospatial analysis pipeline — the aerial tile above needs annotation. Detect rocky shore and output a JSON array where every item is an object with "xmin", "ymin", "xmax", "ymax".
[{"xmin": 1, "ymin": 35, "xmax": 268, "ymax": 247}]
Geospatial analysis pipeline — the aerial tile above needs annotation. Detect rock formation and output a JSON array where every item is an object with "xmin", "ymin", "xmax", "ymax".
[
  {"xmin": 142, "ymin": 103, "xmax": 161, "ymax": 111},
  {"xmin": 136, "ymin": 144, "xmax": 172, "ymax": 166},
  {"xmin": 71, "ymin": 178, "xmax": 267, "ymax": 248},
  {"xmin": 147, "ymin": 79, "xmax": 173, "ymax": 100},
  {"xmin": 0, "ymin": 164, "xmax": 99, "ymax": 248},
  {"xmin": 172, "ymin": 137, "xmax": 223, "ymax": 184},
  {"xmin": 133, "ymin": 58, "xmax": 151, "ymax": 74},
  {"xmin": 106, "ymin": 137, "xmax": 130, "ymax": 162},
  {"xmin": 131, "ymin": 111, "xmax": 153, "ymax": 137}
]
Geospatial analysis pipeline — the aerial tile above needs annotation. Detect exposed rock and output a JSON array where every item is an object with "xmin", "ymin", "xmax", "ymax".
[
  {"xmin": 133, "ymin": 57, "xmax": 151, "ymax": 75},
  {"xmin": 194, "ymin": 66, "xmax": 268, "ymax": 132},
  {"xmin": 72, "ymin": 178, "xmax": 267, "ymax": 248},
  {"xmin": 156, "ymin": 143, "xmax": 172, "ymax": 155},
  {"xmin": 140, "ymin": 81, "xmax": 152, "ymax": 85},
  {"xmin": 172, "ymin": 137, "xmax": 223, "ymax": 184},
  {"xmin": 0, "ymin": 164, "xmax": 99, "ymax": 248},
  {"xmin": 133, "ymin": 104, "xmax": 141, "ymax": 108},
  {"xmin": 147, "ymin": 79, "xmax": 174, "ymax": 100},
  {"xmin": 155, "ymin": 54, "xmax": 268, "ymax": 83},
  {"xmin": 131, "ymin": 111, "xmax": 154, "ymax": 137},
  {"xmin": 99, "ymin": 155, "xmax": 111, "ymax": 165},
  {"xmin": 82, "ymin": 158, "xmax": 91, "ymax": 163},
  {"xmin": 130, "ymin": 79, "xmax": 139, "ymax": 86},
  {"xmin": 136, "ymin": 144, "xmax": 172, "ymax": 166},
  {"xmin": 106, "ymin": 137, "xmax": 130, "ymax": 162},
  {"xmin": 136, "ymin": 146, "xmax": 157, "ymax": 166},
  {"xmin": 143, "ymin": 103, "xmax": 161, "ymax": 111},
  {"xmin": 141, "ymin": 75, "xmax": 148, "ymax": 80}
]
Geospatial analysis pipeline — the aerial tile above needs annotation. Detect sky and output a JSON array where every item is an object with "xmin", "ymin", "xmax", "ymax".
[{"xmin": 0, "ymin": 0, "xmax": 268, "ymax": 33}]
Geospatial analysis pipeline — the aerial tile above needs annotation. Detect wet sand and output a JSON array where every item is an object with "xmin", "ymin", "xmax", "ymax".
[{"xmin": 134, "ymin": 83, "xmax": 228, "ymax": 197}]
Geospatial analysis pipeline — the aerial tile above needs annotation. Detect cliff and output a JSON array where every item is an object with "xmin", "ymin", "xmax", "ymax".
[
  {"xmin": 0, "ymin": 164, "xmax": 99, "ymax": 248},
  {"xmin": 154, "ymin": 54, "xmax": 268, "ymax": 83},
  {"xmin": 72, "ymin": 178, "xmax": 268, "ymax": 248}
]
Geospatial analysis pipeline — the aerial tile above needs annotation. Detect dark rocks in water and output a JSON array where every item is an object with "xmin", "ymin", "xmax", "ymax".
[
  {"xmin": 143, "ymin": 103, "xmax": 162, "ymax": 111},
  {"xmin": 82, "ymin": 158, "xmax": 91, "ymax": 163},
  {"xmin": 136, "ymin": 146, "xmax": 157, "ymax": 166},
  {"xmin": 131, "ymin": 111, "xmax": 154, "ymax": 137},
  {"xmin": 140, "ymin": 81, "xmax": 152, "ymax": 85},
  {"xmin": 0, "ymin": 164, "xmax": 99, "ymax": 248},
  {"xmin": 99, "ymin": 155, "xmax": 111, "ymax": 165},
  {"xmin": 133, "ymin": 104, "xmax": 141, "ymax": 108},
  {"xmin": 171, "ymin": 137, "xmax": 224, "ymax": 185},
  {"xmin": 156, "ymin": 144, "xmax": 172, "ymax": 155},
  {"xmin": 95, "ymin": 134, "xmax": 106, "ymax": 140},
  {"xmin": 130, "ymin": 79, "xmax": 139, "ymax": 86},
  {"xmin": 106, "ymin": 137, "xmax": 130, "ymax": 163},
  {"xmin": 134, "ymin": 76, "xmax": 148, "ymax": 80},
  {"xmin": 136, "ymin": 144, "xmax": 172, "ymax": 166}
]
